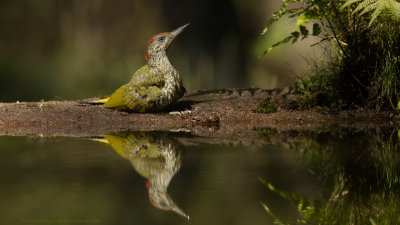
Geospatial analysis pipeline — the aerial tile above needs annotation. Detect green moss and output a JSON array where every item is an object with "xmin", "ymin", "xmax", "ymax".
[
  {"xmin": 296, "ymin": 61, "xmax": 344, "ymax": 110},
  {"xmin": 255, "ymin": 128, "xmax": 277, "ymax": 142},
  {"xmin": 255, "ymin": 96, "xmax": 278, "ymax": 113}
]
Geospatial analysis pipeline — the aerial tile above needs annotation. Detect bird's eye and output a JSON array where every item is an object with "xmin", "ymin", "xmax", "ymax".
[{"xmin": 158, "ymin": 36, "xmax": 165, "ymax": 42}]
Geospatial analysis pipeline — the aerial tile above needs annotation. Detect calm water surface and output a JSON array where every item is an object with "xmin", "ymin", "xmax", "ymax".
[{"xmin": 0, "ymin": 129, "xmax": 399, "ymax": 225}]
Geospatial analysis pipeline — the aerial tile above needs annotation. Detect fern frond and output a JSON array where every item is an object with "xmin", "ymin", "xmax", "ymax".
[
  {"xmin": 353, "ymin": 0, "xmax": 378, "ymax": 14},
  {"xmin": 387, "ymin": 0, "xmax": 400, "ymax": 20},
  {"xmin": 341, "ymin": 0, "xmax": 363, "ymax": 9},
  {"xmin": 345, "ymin": 0, "xmax": 400, "ymax": 25},
  {"xmin": 359, "ymin": 1, "xmax": 381, "ymax": 16},
  {"xmin": 368, "ymin": 5, "xmax": 385, "ymax": 25}
]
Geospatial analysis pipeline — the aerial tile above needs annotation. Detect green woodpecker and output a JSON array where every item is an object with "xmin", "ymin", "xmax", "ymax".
[
  {"xmin": 94, "ymin": 24, "xmax": 189, "ymax": 112},
  {"xmin": 92, "ymin": 132, "xmax": 189, "ymax": 219}
]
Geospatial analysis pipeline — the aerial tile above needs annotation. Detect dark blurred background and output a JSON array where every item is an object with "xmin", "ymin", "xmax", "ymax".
[{"xmin": 0, "ymin": 0, "xmax": 321, "ymax": 102}]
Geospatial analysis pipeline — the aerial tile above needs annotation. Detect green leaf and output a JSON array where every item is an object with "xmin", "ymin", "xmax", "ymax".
[
  {"xmin": 312, "ymin": 23, "xmax": 321, "ymax": 36},
  {"xmin": 300, "ymin": 25, "xmax": 309, "ymax": 40},
  {"xmin": 261, "ymin": 202, "xmax": 272, "ymax": 214},
  {"xmin": 296, "ymin": 14, "xmax": 312, "ymax": 29},
  {"xmin": 291, "ymin": 31, "xmax": 300, "ymax": 43},
  {"xmin": 261, "ymin": 27, "xmax": 269, "ymax": 36},
  {"xmin": 261, "ymin": 3, "xmax": 303, "ymax": 36},
  {"xmin": 261, "ymin": 202, "xmax": 288, "ymax": 225},
  {"xmin": 295, "ymin": 12, "xmax": 320, "ymax": 29},
  {"xmin": 261, "ymin": 34, "xmax": 297, "ymax": 55}
]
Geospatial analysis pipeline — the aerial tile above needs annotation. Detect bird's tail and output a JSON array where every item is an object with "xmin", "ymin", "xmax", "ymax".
[
  {"xmin": 90, "ymin": 134, "xmax": 129, "ymax": 158},
  {"xmin": 78, "ymin": 96, "xmax": 110, "ymax": 105},
  {"xmin": 90, "ymin": 97, "xmax": 110, "ymax": 104},
  {"xmin": 91, "ymin": 138, "xmax": 111, "ymax": 145}
]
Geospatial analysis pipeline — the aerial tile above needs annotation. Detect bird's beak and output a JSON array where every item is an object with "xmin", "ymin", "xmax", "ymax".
[
  {"xmin": 171, "ymin": 205, "xmax": 190, "ymax": 220},
  {"xmin": 164, "ymin": 193, "xmax": 190, "ymax": 220},
  {"xmin": 167, "ymin": 23, "xmax": 190, "ymax": 46}
]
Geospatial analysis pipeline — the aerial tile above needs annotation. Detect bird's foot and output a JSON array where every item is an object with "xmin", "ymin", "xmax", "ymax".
[{"xmin": 169, "ymin": 110, "xmax": 192, "ymax": 116}]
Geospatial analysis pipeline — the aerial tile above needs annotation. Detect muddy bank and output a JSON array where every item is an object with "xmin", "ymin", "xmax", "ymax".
[{"xmin": 0, "ymin": 88, "xmax": 398, "ymax": 144}]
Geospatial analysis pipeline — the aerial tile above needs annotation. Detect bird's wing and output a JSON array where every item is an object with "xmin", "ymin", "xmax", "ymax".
[
  {"xmin": 130, "ymin": 65, "xmax": 164, "ymax": 88},
  {"xmin": 105, "ymin": 65, "xmax": 165, "ymax": 111},
  {"xmin": 104, "ymin": 134, "xmax": 131, "ymax": 157},
  {"xmin": 128, "ymin": 65, "xmax": 165, "ymax": 108},
  {"xmin": 104, "ymin": 84, "xmax": 131, "ymax": 110}
]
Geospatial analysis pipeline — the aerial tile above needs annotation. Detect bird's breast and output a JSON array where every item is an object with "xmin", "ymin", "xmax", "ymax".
[{"xmin": 158, "ymin": 69, "xmax": 183, "ymax": 106}]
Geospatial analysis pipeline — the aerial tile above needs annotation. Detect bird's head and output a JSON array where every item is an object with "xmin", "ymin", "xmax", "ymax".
[
  {"xmin": 145, "ymin": 23, "xmax": 190, "ymax": 62},
  {"xmin": 146, "ymin": 181, "xmax": 189, "ymax": 219}
]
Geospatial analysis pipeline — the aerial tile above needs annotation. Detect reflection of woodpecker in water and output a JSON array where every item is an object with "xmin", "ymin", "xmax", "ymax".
[{"xmin": 93, "ymin": 132, "xmax": 188, "ymax": 219}]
